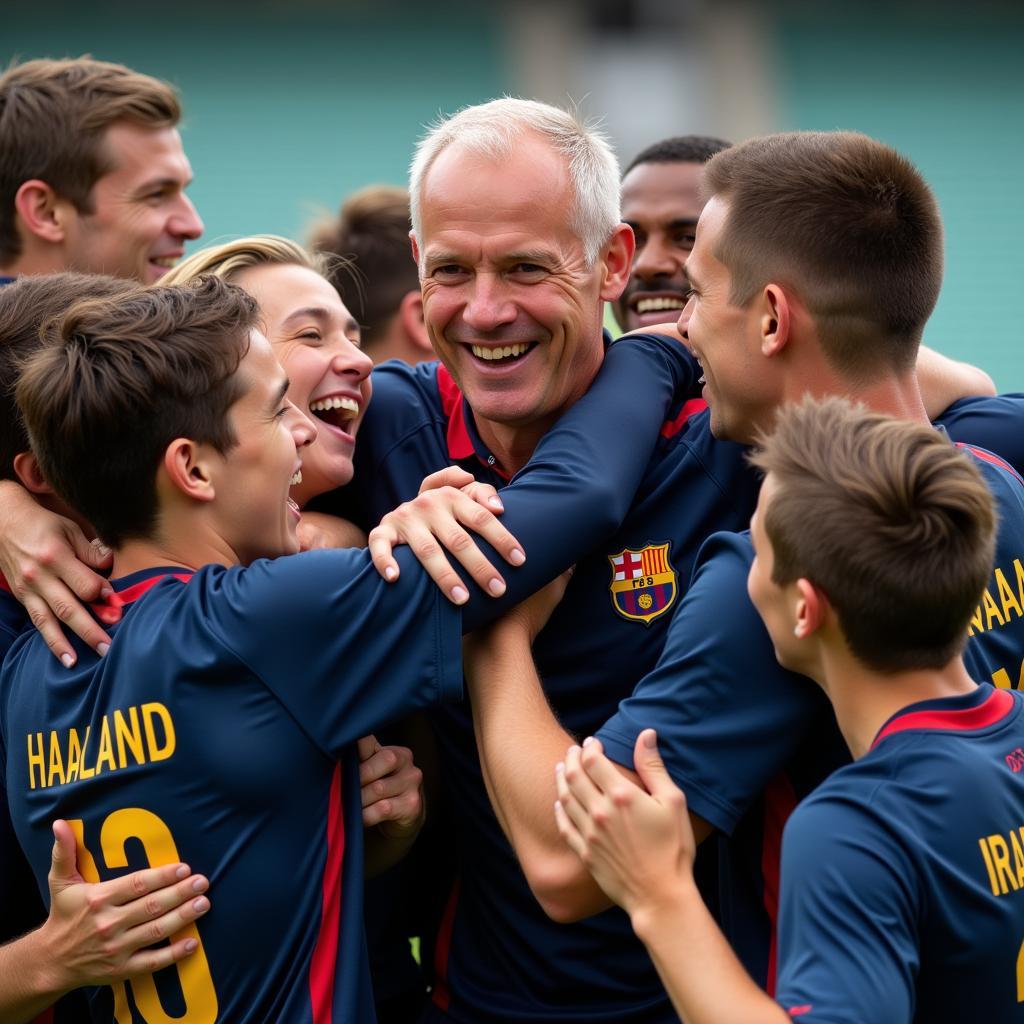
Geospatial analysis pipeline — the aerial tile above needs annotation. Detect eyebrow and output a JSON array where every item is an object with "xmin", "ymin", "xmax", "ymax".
[
  {"xmin": 505, "ymin": 249, "xmax": 556, "ymax": 265},
  {"xmin": 281, "ymin": 306, "xmax": 360, "ymax": 336},
  {"xmin": 267, "ymin": 377, "xmax": 290, "ymax": 413},
  {"xmin": 131, "ymin": 176, "xmax": 190, "ymax": 197}
]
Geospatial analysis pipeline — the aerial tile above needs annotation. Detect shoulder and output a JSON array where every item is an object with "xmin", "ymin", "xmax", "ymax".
[{"xmin": 937, "ymin": 394, "xmax": 1024, "ymax": 477}]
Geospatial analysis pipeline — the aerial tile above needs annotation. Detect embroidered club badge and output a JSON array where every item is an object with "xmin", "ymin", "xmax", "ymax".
[{"xmin": 608, "ymin": 543, "xmax": 678, "ymax": 625}]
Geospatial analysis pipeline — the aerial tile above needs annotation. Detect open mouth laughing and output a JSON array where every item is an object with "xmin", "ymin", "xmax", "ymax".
[
  {"xmin": 469, "ymin": 342, "xmax": 537, "ymax": 365},
  {"xmin": 309, "ymin": 394, "xmax": 360, "ymax": 434}
]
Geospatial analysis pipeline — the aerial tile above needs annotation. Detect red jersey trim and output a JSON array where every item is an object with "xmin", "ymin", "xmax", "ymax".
[
  {"xmin": 956, "ymin": 443, "xmax": 1024, "ymax": 487},
  {"xmin": 660, "ymin": 398, "xmax": 708, "ymax": 440},
  {"xmin": 761, "ymin": 772, "xmax": 798, "ymax": 996},
  {"xmin": 309, "ymin": 762, "xmax": 346, "ymax": 1023},
  {"xmin": 787, "ymin": 1005, "xmax": 813, "ymax": 1017},
  {"xmin": 0, "ymin": 573, "xmax": 10, "ymax": 594},
  {"xmin": 871, "ymin": 688, "xmax": 1015, "ymax": 752},
  {"xmin": 431, "ymin": 876, "xmax": 461, "ymax": 1013},
  {"xmin": 436, "ymin": 365, "xmax": 475, "ymax": 461},
  {"xmin": 113, "ymin": 572, "xmax": 194, "ymax": 604}
]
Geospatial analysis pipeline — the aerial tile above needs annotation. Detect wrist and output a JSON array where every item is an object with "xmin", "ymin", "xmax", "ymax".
[
  {"xmin": 629, "ymin": 878, "xmax": 701, "ymax": 947},
  {"xmin": 15, "ymin": 922, "xmax": 70, "ymax": 999}
]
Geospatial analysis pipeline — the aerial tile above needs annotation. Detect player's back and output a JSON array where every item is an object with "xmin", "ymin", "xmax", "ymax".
[
  {"xmin": 0, "ymin": 553, "xmax": 462, "ymax": 1023},
  {"xmin": 777, "ymin": 686, "xmax": 1024, "ymax": 1023}
]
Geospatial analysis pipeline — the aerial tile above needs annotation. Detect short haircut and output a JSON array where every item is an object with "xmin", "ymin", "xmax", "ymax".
[
  {"xmin": 0, "ymin": 272, "xmax": 138, "ymax": 479},
  {"xmin": 409, "ymin": 97, "xmax": 620, "ymax": 266},
  {"xmin": 623, "ymin": 134, "xmax": 731, "ymax": 176},
  {"xmin": 160, "ymin": 234, "xmax": 329, "ymax": 287},
  {"xmin": 751, "ymin": 396, "xmax": 995, "ymax": 674},
  {"xmin": 309, "ymin": 185, "xmax": 417, "ymax": 349},
  {"xmin": 703, "ymin": 131, "xmax": 944, "ymax": 378},
  {"xmin": 17, "ymin": 277, "xmax": 258, "ymax": 547},
  {"xmin": 0, "ymin": 57, "xmax": 181, "ymax": 264}
]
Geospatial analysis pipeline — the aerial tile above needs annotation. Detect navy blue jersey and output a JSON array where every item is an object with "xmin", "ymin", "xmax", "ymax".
[
  {"xmin": 776, "ymin": 685, "xmax": 1024, "ymax": 1023},
  {"xmin": 598, "ymin": 442, "xmax": 1024, "ymax": 989},
  {"xmin": 314, "ymin": 336, "xmax": 763, "ymax": 1022},
  {"xmin": 0, "ymin": 548, "xmax": 462, "ymax": 1024},
  {"xmin": 937, "ymin": 393, "xmax": 1024, "ymax": 477}
]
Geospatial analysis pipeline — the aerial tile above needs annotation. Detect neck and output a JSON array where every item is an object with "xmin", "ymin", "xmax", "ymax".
[
  {"xmin": 817, "ymin": 644, "xmax": 979, "ymax": 759},
  {"xmin": 112, "ymin": 527, "xmax": 239, "ymax": 580},
  {"xmin": 473, "ymin": 415, "xmax": 559, "ymax": 477},
  {"xmin": 782, "ymin": 362, "xmax": 929, "ymax": 426},
  {"xmin": 1, "ymin": 248, "xmax": 71, "ymax": 278}
]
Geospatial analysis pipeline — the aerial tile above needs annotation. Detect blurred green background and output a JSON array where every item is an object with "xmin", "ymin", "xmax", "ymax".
[{"xmin": 5, "ymin": 0, "xmax": 1021, "ymax": 387}]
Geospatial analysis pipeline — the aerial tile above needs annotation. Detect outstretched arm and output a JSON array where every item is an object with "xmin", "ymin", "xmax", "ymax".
[
  {"xmin": 0, "ymin": 820, "xmax": 210, "ymax": 1024},
  {"xmin": 555, "ymin": 732, "xmax": 786, "ymax": 1024}
]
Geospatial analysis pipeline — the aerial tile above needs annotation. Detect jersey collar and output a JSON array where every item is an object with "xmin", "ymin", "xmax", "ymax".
[
  {"xmin": 870, "ymin": 685, "xmax": 1016, "ymax": 751},
  {"xmin": 90, "ymin": 566, "xmax": 195, "ymax": 623}
]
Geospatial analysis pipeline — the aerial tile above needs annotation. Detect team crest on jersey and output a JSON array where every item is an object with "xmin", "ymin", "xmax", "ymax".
[{"xmin": 608, "ymin": 543, "xmax": 678, "ymax": 625}]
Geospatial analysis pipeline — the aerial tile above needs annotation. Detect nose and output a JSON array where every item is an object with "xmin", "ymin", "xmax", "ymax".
[
  {"xmin": 331, "ymin": 338, "xmax": 374, "ymax": 381},
  {"xmin": 633, "ymin": 232, "xmax": 680, "ymax": 281},
  {"xmin": 677, "ymin": 293, "xmax": 694, "ymax": 342},
  {"xmin": 170, "ymin": 195, "xmax": 204, "ymax": 241},
  {"xmin": 462, "ymin": 273, "xmax": 516, "ymax": 332},
  {"xmin": 287, "ymin": 401, "xmax": 318, "ymax": 448}
]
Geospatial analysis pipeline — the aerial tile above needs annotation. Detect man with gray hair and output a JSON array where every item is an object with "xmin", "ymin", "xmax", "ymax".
[{"xmin": 323, "ymin": 96, "xmax": 760, "ymax": 1024}]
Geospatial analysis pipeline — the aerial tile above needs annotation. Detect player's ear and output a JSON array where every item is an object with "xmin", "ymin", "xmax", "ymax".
[
  {"xmin": 398, "ymin": 290, "xmax": 432, "ymax": 355},
  {"xmin": 162, "ymin": 438, "xmax": 217, "ymax": 503},
  {"xmin": 12, "ymin": 451, "xmax": 55, "ymax": 496},
  {"xmin": 792, "ymin": 577, "xmax": 826, "ymax": 639},
  {"xmin": 598, "ymin": 223, "xmax": 635, "ymax": 302},
  {"xmin": 14, "ymin": 180, "xmax": 70, "ymax": 245},
  {"xmin": 409, "ymin": 231, "xmax": 421, "ymax": 275},
  {"xmin": 760, "ymin": 283, "xmax": 792, "ymax": 358}
]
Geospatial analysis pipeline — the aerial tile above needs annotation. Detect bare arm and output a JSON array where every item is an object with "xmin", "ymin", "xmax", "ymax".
[
  {"xmin": 917, "ymin": 344, "xmax": 996, "ymax": 419},
  {"xmin": 0, "ymin": 820, "xmax": 210, "ymax": 1024},
  {"xmin": 555, "ymin": 733, "xmax": 786, "ymax": 1024},
  {"xmin": 464, "ymin": 589, "xmax": 711, "ymax": 922},
  {"xmin": 296, "ymin": 511, "xmax": 367, "ymax": 551}
]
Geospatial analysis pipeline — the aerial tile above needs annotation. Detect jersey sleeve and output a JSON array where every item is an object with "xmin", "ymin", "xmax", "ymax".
[
  {"xmin": 936, "ymin": 394, "xmax": 1024, "ymax": 477},
  {"xmin": 773, "ymin": 796, "xmax": 919, "ymax": 1024},
  {"xmin": 460, "ymin": 333, "xmax": 700, "ymax": 631},
  {"xmin": 595, "ymin": 532, "xmax": 827, "ymax": 834},
  {"xmin": 196, "ymin": 546, "xmax": 463, "ymax": 758}
]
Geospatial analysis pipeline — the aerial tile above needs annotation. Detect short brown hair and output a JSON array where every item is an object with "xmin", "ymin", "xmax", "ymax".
[
  {"xmin": 17, "ymin": 277, "xmax": 257, "ymax": 547},
  {"xmin": 0, "ymin": 272, "xmax": 138, "ymax": 479},
  {"xmin": 750, "ymin": 396, "xmax": 995, "ymax": 673},
  {"xmin": 703, "ymin": 132, "xmax": 943, "ymax": 378},
  {"xmin": 0, "ymin": 57, "xmax": 181, "ymax": 263},
  {"xmin": 309, "ymin": 185, "xmax": 417, "ymax": 349}
]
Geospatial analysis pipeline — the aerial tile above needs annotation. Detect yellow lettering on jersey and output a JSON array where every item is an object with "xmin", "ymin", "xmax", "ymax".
[
  {"xmin": 79, "ymin": 725, "xmax": 95, "ymax": 779},
  {"xmin": 65, "ymin": 727, "xmax": 84, "ymax": 783},
  {"xmin": 142, "ymin": 703, "xmax": 175, "ymax": 762},
  {"xmin": 26, "ymin": 732, "xmax": 45, "ymax": 790},
  {"xmin": 980, "ymin": 837, "xmax": 1000, "ymax": 895},
  {"xmin": 989, "ymin": 835, "xmax": 1018, "ymax": 895},
  {"xmin": 984, "ymin": 589, "xmax": 1007, "ymax": 631},
  {"xmin": 1010, "ymin": 830, "xmax": 1024, "ymax": 889},
  {"xmin": 996, "ymin": 567, "xmax": 1024, "ymax": 622},
  {"xmin": 46, "ymin": 731, "xmax": 66, "ymax": 788},
  {"xmin": 95, "ymin": 716, "xmax": 116, "ymax": 775},
  {"xmin": 114, "ymin": 707, "xmax": 144, "ymax": 768},
  {"xmin": 22, "ymin": 704, "xmax": 176, "ymax": 791}
]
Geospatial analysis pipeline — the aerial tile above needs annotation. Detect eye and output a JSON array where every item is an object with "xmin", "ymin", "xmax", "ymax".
[
  {"xmin": 672, "ymin": 230, "xmax": 697, "ymax": 248},
  {"xmin": 298, "ymin": 329, "xmax": 323, "ymax": 344},
  {"xmin": 433, "ymin": 264, "xmax": 467, "ymax": 279},
  {"xmin": 509, "ymin": 262, "xmax": 548, "ymax": 280}
]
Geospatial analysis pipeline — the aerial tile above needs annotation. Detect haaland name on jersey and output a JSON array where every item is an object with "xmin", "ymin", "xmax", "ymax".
[
  {"xmin": 969, "ymin": 557, "xmax": 1024, "ymax": 637},
  {"xmin": 26, "ymin": 702, "xmax": 175, "ymax": 790},
  {"xmin": 979, "ymin": 824, "xmax": 1024, "ymax": 897}
]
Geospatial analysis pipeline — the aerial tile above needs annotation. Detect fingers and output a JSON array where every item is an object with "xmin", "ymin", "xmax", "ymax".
[
  {"xmin": 357, "ymin": 734, "xmax": 382, "ymax": 764},
  {"xmin": 119, "ymin": 931, "xmax": 203, "ymax": 978},
  {"xmin": 460, "ymin": 480, "xmax": 504, "ymax": 514},
  {"xmin": 48, "ymin": 819, "xmax": 82, "ymax": 888},
  {"xmin": 367, "ymin": 523, "xmax": 404, "ymax": 585},
  {"xmin": 631, "ymin": 729, "xmax": 676, "ymax": 800},
  {"xmin": 417, "ymin": 467, "xmax": 476, "ymax": 494},
  {"xmin": 578, "ymin": 738, "xmax": 624, "ymax": 793},
  {"xmin": 74, "ymin": 533, "xmax": 113, "ymax": 572},
  {"xmin": 554, "ymin": 798, "xmax": 588, "ymax": 862},
  {"xmin": 363, "ymin": 781, "xmax": 423, "ymax": 829},
  {"xmin": 114, "ymin": 872, "xmax": 210, "ymax": 933},
  {"xmin": 370, "ymin": 515, "xmax": 472, "ymax": 605}
]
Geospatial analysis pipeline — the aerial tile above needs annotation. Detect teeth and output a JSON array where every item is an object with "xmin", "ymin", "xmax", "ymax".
[
  {"xmin": 290, "ymin": 470, "xmax": 302, "ymax": 486},
  {"xmin": 150, "ymin": 257, "xmax": 178, "ymax": 268},
  {"xmin": 309, "ymin": 396, "xmax": 359, "ymax": 416},
  {"xmin": 636, "ymin": 297, "xmax": 685, "ymax": 313},
  {"xmin": 471, "ymin": 343, "xmax": 531, "ymax": 361}
]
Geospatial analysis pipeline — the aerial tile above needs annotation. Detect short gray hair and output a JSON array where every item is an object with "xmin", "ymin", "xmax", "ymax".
[{"xmin": 409, "ymin": 97, "xmax": 621, "ymax": 267}]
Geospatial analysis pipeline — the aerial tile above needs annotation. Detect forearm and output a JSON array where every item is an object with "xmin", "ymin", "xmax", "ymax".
[
  {"xmin": 467, "ymin": 629, "xmax": 612, "ymax": 920},
  {"xmin": 363, "ymin": 821, "xmax": 422, "ymax": 879},
  {"xmin": 917, "ymin": 344, "xmax": 995, "ymax": 419},
  {"xmin": 0, "ymin": 927, "xmax": 65, "ymax": 1024},
  {"xmin": 632, "ymin": 884, "xmax": 788, "ymax": 1024}
]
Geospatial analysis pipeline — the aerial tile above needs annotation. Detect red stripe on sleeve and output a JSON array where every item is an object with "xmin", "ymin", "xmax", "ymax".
[
  {"xmin": 761, "ymin": 772, "xmax": 798, "ymax": 996},
  {"xmin": 431, "ymin": 877, "xmax": 461, "ymax": 1013},
  {"xmin": 309, "ymin": 762, "xmax": 346, "ymax": 1024}
]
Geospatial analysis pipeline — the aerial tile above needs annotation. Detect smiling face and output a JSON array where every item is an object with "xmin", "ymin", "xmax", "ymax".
[
  {"xmin": 613, "ymin": 160, "xmax": 704, "ymax": 331},
  {"xmin": 679, "ymin": 196, "xmax": 778, "ymax": 444},
  {"xmin": 62, "ymin": 122, "xmax": 203, "ymax": 283},
  {"xmin": 414, "ymin": 133, "xmax": 625, "ymax": 437},
  {"xmin": 212, "ymin": 330, "xmax": 317, "ymax": 565},
  {"xmin": 231, "ymin": 262, "xmax": 373, "ymax": 506}
]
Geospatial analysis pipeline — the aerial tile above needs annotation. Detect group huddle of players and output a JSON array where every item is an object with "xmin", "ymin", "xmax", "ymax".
[{"xmin": 1, "ymin": 56, "xmax": 1024, "ymax": 1024}]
